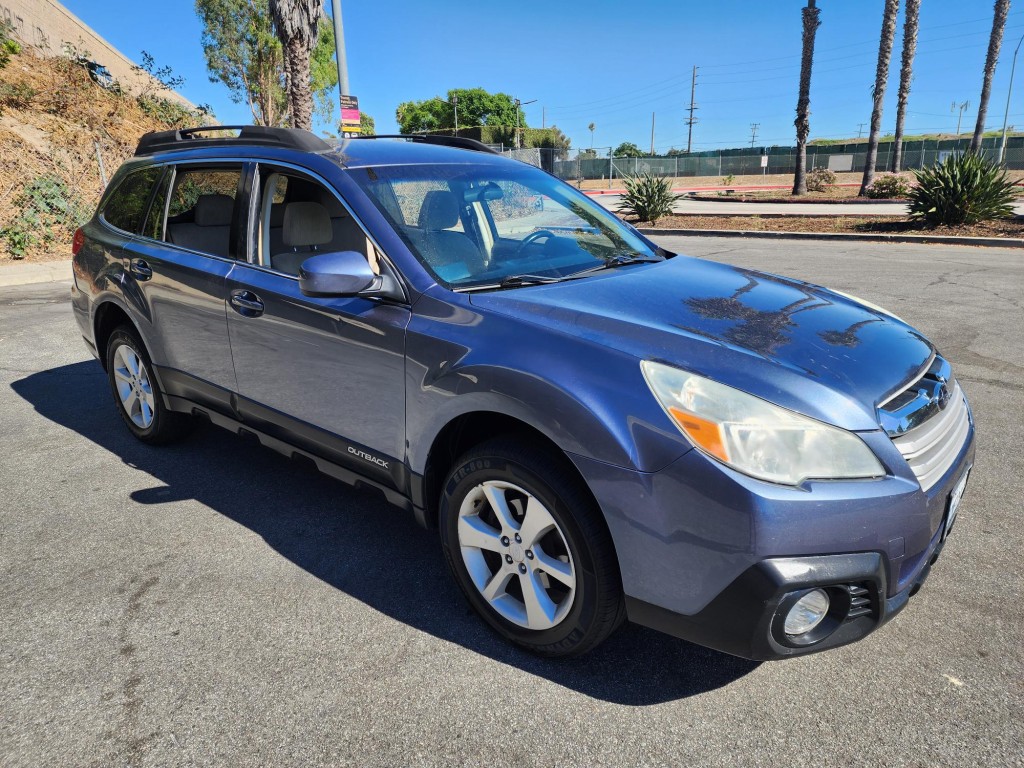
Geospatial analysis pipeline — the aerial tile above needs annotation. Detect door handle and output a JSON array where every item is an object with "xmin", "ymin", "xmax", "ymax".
[
  {"xmin": 129, "ymin": 258, "xmax": 152, "ymax": 280},
  {"xmin": 229, "ymin": 290, "xmax": 265, "ymax": 317}
]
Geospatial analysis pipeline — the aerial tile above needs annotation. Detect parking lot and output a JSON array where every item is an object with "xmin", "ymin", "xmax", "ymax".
[{"xmin": 2, "ymin": 236, "xmax": 1022, "ymax": 767}]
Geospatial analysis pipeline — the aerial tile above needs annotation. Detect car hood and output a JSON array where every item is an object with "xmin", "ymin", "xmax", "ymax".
[{"xmin": 468, "ymin": 256, "xmax": 934, "ymax": 431}]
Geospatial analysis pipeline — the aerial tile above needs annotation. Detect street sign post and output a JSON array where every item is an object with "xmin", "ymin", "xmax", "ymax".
[{"xmin": 340, "ymin": 94, "xmax": 360, "ymax": 137}]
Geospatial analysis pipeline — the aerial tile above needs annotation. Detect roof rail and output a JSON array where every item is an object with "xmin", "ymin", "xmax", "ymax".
[
  {"xmin": 134, "ymin": 125, "xmax": 331, "ymax": 156},
  {"xmin": 348, "ymin": 134, "xmax": 499, "ymax": 155}
]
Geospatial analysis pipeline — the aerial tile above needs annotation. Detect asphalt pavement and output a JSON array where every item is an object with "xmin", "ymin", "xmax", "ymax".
[{"xmin": 2, "ymin": 237, "xmax": 1022, "ymax": 767}]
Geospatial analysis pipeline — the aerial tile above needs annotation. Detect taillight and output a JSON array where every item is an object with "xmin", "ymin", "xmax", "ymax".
[{"xmin": 72, "ymin": 227, "xmax": 85, "ymax": 256}]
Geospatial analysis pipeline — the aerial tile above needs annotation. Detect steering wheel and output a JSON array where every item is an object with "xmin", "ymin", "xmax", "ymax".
[{"xmin": 515, "ymin": 229, "xmax": 556, "ymax": 256}]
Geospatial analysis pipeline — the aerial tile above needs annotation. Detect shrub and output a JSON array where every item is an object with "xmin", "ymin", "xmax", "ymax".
[
  {"xmin": 1, "ymin": 175, "xmax": 89, "ymax": 259},
  {"xmin": 0, "ymin": 20, "xmax": 20, "ymax": 69},
  {"xmin": 0, "ymin": 82, "xmax": 37, "ymax": 110},
  {"xmin": 806, "ymin": 167, "xmax": 837, "ymax": 192},
  {"xmin": 720, "ymin": 174, "xmax": 735, "ymax": 187},
  {"xmin": 865, "ymin": 173, "xmax": 911, "ymax": 199},
  {"xmin": 909, "ymin": 152, "xmax": 1017, "ymax": 226},
  {"xmin": 617, "ymin": 173, "xmax": 682, "ymax": 223}
]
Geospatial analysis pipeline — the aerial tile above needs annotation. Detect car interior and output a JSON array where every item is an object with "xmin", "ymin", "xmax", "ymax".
[{"xmin": 256, "ymin": 172, "xmax": 377, "ymax": 276}]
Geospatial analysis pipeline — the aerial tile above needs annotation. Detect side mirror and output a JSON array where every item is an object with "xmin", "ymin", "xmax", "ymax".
[{"xmin": 298, "ymin": 251, "xmax": 377, "ymax": 297}]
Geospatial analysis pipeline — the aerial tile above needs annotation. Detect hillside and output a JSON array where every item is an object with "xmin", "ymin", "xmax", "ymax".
[{"xmin": 0, "ymin": 45, "xmax": 207, "ymax": 261}]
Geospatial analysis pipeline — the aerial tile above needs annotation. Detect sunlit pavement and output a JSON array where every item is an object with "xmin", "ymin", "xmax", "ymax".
[{"xmin": 2, "ymin": 236, "xmax": 1021, "ymax": 767}]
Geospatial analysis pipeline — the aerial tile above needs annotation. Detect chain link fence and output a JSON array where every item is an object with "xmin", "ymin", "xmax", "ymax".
[
  {"xmin": 0, "ymin": 139, "xmax": 127, "ymax": 260},
  {"xmin": 517, "ymin": 137, "xmax": 1024, "ymax": 183}
]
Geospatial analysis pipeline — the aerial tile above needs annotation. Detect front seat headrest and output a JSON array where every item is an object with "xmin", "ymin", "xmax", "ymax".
[
  {"xmin": 418, "ymin": 190, "xmax": 460, "ymax": 230},
  {"xmin": 283, "ymin": 202, "xmax": 332, "ymax": 248}
]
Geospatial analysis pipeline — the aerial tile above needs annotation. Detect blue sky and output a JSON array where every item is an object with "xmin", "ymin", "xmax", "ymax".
[{"xmin": 64, "ymin": 0, "xmax": 1024, "ymax": 152}]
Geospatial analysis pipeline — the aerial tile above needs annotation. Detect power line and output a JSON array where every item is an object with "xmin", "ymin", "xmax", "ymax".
[{"xmin": 749, "ymin": 123, "xmax": 760, "ymax": 147}]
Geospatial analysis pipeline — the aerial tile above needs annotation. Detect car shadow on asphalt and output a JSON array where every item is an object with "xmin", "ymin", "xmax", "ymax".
[{"xmin": 12, "ymin": 361, "xmax": 760, "ymax": 706}]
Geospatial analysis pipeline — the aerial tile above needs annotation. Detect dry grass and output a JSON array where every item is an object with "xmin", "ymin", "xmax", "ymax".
[{"xmin": 0, "ymin": 48, "xmax": 200, "ymax": 262}]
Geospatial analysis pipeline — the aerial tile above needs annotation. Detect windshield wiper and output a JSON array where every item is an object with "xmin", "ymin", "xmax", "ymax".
[
  {"xmin": 455, "ymin": 274, "xmax": 566, "ymax": 293},
  {"xmin": 567, "ymin": 253, "xmax": 662, "ymax": 279},
  {"xmin": 498, "ymin": 274, "xmax": 565, "ymax": 288}
]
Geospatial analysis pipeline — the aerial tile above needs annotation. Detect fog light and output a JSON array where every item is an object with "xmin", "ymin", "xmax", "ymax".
[{"xmin": 784, "ymin": 589, "xmax": 830, "ymax": 636}]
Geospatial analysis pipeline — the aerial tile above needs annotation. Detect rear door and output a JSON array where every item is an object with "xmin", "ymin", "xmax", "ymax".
[
  {"xmin": 121, "ymin": 162, "xmax": 248, "ymax": 412},
  {"xmin": 224, "ymin": 164, "xmax": 411, "ymax": 491}
]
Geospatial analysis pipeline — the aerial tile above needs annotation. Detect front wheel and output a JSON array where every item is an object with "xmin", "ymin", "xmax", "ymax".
[{"xmin": 439, "ymin": 439, "xmax": 624, "ymax": 657}]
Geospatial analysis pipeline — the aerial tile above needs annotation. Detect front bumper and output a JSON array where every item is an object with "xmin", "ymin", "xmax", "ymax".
[
  {"xmin": 626, "ymin": 532, "xmax": 949, "ymax": 660},
  {"xmin": 570, "ymin": 415, "xmax": 975, "ymax": 660}
]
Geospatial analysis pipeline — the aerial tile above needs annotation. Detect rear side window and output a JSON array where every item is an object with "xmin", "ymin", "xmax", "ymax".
[
  {"xmin": 161, "ymin": 166, "xmax": 243, "ymax": 259},
  {"xmin": 103, "ymin": 167, "xmax": 162, "ymax": 234}
]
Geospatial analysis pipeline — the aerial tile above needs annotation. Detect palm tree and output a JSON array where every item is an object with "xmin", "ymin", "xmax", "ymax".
[
  {"xmin": 588, "ymin": 122, "xmax": 595, "ymax": 149},
  {"xmin": 971, "ymin": 0, "xmax": 1012, "ymax": 151},
  {"xmin": 269, "ymin": 0, "xmax": 324, "ymax": 131},
  {"xmin": 793, "ymin": 0, "xmax": 821, "ymax": 196},
  {"xmin": 860, "ymin": 0, "xmax": 900, "ymax": 196},
  {"xmin": 891, "ymin": 0, "xmax": 921, "ymax": 173}
]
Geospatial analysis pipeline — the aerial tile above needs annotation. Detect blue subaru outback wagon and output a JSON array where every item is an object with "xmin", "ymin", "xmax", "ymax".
[{"xmin": 70, "ymin": 127, "xmax": 974, "ymax": 659}]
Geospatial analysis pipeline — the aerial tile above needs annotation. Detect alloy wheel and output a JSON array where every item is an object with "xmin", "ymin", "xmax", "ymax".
[{"xmin": 457, "ymin": 480, "xmax": 577, "ymax": 630}]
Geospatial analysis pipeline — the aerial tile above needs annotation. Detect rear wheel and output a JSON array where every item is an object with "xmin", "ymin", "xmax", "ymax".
[
  {"xmin": 105, "ymin": 326, "xmax": 192, "ymax": 444},
  {"xmin": 440, "ymin": 439, "xmax": 624, "ymax": 657}
]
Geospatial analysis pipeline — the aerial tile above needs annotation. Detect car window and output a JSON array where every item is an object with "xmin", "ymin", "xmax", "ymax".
[
  {"xmin": 161, "ymin": 166, "xmax": 242, "ymax": 259},
  {"xmin": 102, "ymin": 166, "xmax": 162, "ymax": 234},
  {"xmin": 389, "ymin": 179, "xmax": 464, "ymax": 232},
  {"xmin": 141, "ymin": 169, "xmax": 171, "ymax": 241},
  {"xmin": 352, "ymin": 162, "xmax": 657, "ymax": 288},
  {"xmin": 252, "ymin": 166, "xmax": 376, "ymax": 277}
]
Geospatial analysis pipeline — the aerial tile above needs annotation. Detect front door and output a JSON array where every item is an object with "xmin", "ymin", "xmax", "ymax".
[{"xmin": 225, "ymin": 166, "xmax": 410, "ymax": 490}]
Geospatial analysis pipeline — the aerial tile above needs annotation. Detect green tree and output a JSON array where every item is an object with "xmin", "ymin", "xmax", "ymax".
[
  {"xmin": 359, "ymin": 112, "xmax": 376, "ymax": 135},
  {"xmin": 197, "ymin": 0, "xmax": 336, "ymax": 127},
  {"xmin": 269, "ymin": 0, "xmax": 323, "ymax": 130},
  {"xmin": 396, "ymin": 88, "xmax": 525, "ymax": 139},
  {"xmin": 613, "ymin": 142, "xmax": 643, "ymax": 158}
]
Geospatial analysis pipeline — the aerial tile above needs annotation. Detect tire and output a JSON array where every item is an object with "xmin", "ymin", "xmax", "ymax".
[
  {"xmin": 439, "ymin": 438, "xmax": 625, "ymax": 657},
  {"xmin": 105, "ymin": 325, "xmax": 192, "ymax": 444}
]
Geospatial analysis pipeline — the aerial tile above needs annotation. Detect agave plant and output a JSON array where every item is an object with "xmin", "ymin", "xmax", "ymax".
[
  {"xmin": 909, "ymin": 152, "xmax": 1017, "ymax": 225},
  {"xmin": 616, "ymin": 173, "xmax": 682, "ymax": 223}
]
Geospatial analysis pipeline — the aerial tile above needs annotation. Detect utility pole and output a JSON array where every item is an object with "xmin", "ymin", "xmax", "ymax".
[
  {"xmin": 857, "ymin": 123, "xmax": 866, "ymax": 138},
  {"xmin": 650, "ymin": 112, "xmax": 656, "ymax": 156},
  {"xmin": 330, "ymin": 0, "xmax": 349, "ymax": 112},
  {"xmin": 999, "ymin": 33, "xmax": 1023, "ymax": 163},
  {"xmin": 452, "ymin": 93, "xmax": 458, "ymax": 136},
  {"xmin": 542, "ymin": 106, "xmax": 546, "ymax": 129},
  {"xmin": 953, "ymin": 101, "xmax": 969, "ymax": 135},
  {"xmin": 514, "ymin": 97, "xmax": 537, "ymax": 149},
  {"xmin": 749, "ymin": 123, "xmax": 760, "ymax": 148},
  {"xmin": 514, "ymin": 98, "xmax": 521, "ymax": 149},
  {"xmin": 685, "ymin": 65, "xmax": 699, "ymax": 153}
]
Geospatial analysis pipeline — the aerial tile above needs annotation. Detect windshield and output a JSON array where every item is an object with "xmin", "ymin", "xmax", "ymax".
[{"xmin": 348, "ymin": 161, "xmax": 660, "ymax": 289}]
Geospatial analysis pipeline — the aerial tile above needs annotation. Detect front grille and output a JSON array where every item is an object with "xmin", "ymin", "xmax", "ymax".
[{"xmin": 882, "ymin": 355, "xmax": 970, "ymax": 491}]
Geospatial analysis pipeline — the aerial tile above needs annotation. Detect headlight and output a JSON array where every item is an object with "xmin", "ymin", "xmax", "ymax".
[{"xmin": 641, "ymin": 361, "xmax": 885, "ymax": 485}]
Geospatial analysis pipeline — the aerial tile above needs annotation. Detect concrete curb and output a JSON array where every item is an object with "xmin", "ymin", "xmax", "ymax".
[
  {"xmin": 685, "ymin": 194, "xmax": 907, "ymax": 205},
  {"xmin": 0, "ymin": 259, "xmax": 72, "ymax": 288},
  {"xmin": 637, "ymin": 228, "xmax": 1024, "ymax": 249}
]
